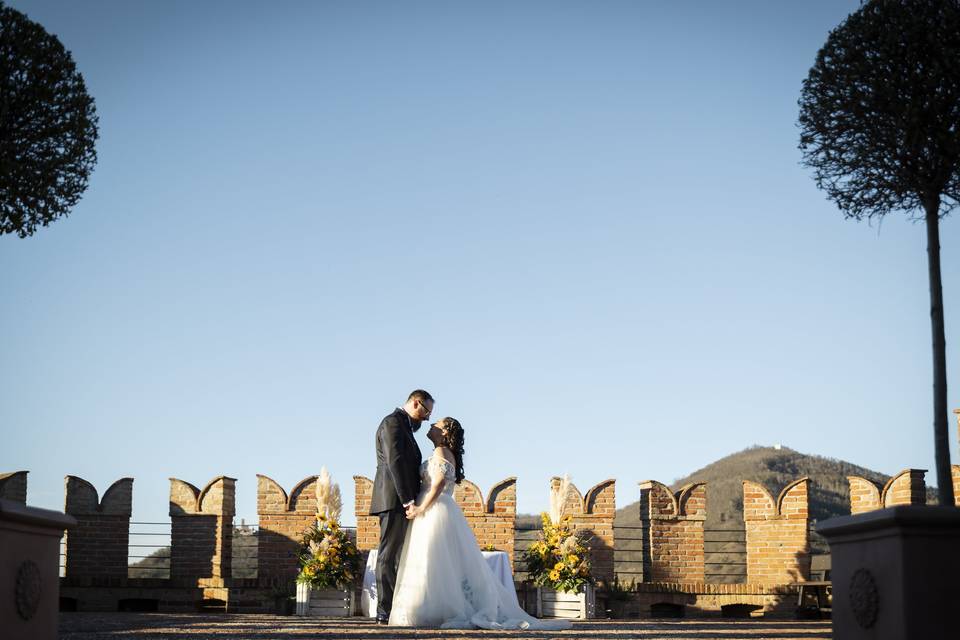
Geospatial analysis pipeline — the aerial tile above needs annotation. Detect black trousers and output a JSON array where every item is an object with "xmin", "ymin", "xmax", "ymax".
[{"xmin": 375, "ymin": 506, "xmax": 410, "ymax": 620}]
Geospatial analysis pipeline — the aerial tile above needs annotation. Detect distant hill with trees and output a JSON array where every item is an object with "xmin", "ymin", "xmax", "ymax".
[
  {"xmin": 515, "ymin": 445, "xmax": 940, "ymax": 582},
  {"xmin": 615, "ymin": 445, "xmax": 937, "ymax": 529},
  {"xmin": 516, "ymin": 445, "xmax": 936, "ymax": 531},
  {"xmin": 131, "ymin": 447, "xmax": 937, "ymax": 579}
]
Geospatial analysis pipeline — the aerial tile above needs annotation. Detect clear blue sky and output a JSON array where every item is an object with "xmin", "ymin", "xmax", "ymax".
[{"xmin": 2, "ymin": 0, "xmax": 957, "ymax": 527}]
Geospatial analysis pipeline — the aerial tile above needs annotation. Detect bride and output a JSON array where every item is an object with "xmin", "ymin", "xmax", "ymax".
[{"xmin": 388, "ymin": 417, "xmax": 572, "ymax": 630}]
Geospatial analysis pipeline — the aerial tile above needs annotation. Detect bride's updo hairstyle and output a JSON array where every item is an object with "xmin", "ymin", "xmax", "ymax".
[{"xmin": 437, "ymin": 417, "xmax": 465, "ymax": 484}]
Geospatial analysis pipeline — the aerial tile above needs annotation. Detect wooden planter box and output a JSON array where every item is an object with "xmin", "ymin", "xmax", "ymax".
[
  {"xmin": 536, "ymin": 584, "xmax": 595, "ymax": 619},
  {"xmin": 295, "ymin": 583, "xmax": 354, "ymax": 617}
]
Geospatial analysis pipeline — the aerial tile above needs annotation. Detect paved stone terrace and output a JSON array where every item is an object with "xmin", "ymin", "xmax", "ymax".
[{"xmin": 59, "ymin": 613, "xmax": 832, "ymax": 639}]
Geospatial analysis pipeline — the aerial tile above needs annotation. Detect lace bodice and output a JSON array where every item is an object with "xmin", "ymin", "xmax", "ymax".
[{"xmin": 421, "ymin": 456, "xmax": 456, "ymax": 496}]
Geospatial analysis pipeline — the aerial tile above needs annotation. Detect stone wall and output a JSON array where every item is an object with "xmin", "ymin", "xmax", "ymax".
[
  {"xmin": 847, "ymin": 469, "xmax": 927, "ymax": 514},
  {"xmin": 0, "ymin": 470, "xmax": 28, "ymax": 504},
  {"xmin": 743, "ymin": 478, "xmax": 809, "ymax": 586},
  {"xmin": 454, "ymin": 477, "xmax": 517, "ymax": 561},
  {"xmin": 353, "ymin": 475, "xmax": 518, "ymax": 561},
  {"xmin": 62, "ymin": 476, "xmax": 133, "ymax": 585},
  {"xmin": 352, "ymin": 476, "xmax": 380, "ymax": 552},
  {"xmin": 42, "ymin": 449, "xmax": 960, "ymax": 615},
  {"xmin": 551, "ymin": 477, "xmax": 616, "ymax": 583},
  {"xmin": 168, "ymin": 476, "xmax": 235, "ymax": 593},
  {"xmin": 638, "ymin": 480, "xmax": 706, "ymax": 583},
  {"xmin": 256, "ymin": 475, "xmax": 319, "ymax": 585},
  {"xmin": 627, "ymin": 582, "xmax": 796, "ymax": 618}
]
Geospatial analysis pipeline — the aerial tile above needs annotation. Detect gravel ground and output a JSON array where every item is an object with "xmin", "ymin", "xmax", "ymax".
[{"xmin": 59, "ymin": 613, "xmax": 832, "ymax": 640}]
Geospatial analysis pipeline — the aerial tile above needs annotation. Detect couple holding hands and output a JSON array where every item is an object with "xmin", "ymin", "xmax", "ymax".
[{"xmin": 370, "ymin": 389, "xmax": 570, "ymax": 630}]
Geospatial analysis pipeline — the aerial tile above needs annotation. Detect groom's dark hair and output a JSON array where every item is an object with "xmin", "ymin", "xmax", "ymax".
[{"xmin": 407, "ymin": 389, "xmax": 434, "ymax": 404}]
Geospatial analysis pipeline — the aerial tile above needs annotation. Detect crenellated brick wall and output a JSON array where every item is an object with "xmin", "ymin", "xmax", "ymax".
[
  {"xmin": 453, "ymin": 477, "xmax": 517, "ymax": 561},
  {"xmin": 953, "ymin": 465, "xmax": 960, "ymax": 507},
  {"xmin": 638, "ymin": 480, "xmax": 706, "ymax": 583},
  {"xmin": 0, "ymin": 470, "xmax": 28, "ymax": 504},
  {"xmin": 847, "ymin": 469, "xmax": 927, "ymax": 514},
  {"xmin": 33, "ymin": 463, "xmax": 911, "ymax": 614},
  {"xmin": 169, "ymin": 476, "xmax": 235, "ymax": 589},
  {"xmin": 551, "ymin": 477, "xmax": 616, "ymax": 583},
  {"xmin": 743, "ymin": 478, "xmax": 809, "ymax": 586},
  {"xmin": 63, "ymin": 476, "xmax": 133, "ymax": 585},
  {"xmin": 256, "ymin": 474, "xmax": 319, "ymax": 584},
  {"xmin": 353, "ymin": 475, "xmax": 518, "ymax": 561},
  {"xmin": 352, "ymin": 476, "xmax": 380, "ymax": 551}
]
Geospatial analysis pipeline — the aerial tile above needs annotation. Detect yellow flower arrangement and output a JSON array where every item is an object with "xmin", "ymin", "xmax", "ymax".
[
  {"xmin": 522, "ymin": 511, "xmax": 592, "ymax": 594},
  {"xmin": 296, "ymin": 469, "xmax": 360, "ymax": 590}
]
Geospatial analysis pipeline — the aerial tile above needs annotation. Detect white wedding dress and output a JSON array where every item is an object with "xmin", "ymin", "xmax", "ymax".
[{"xmin": 388, "ymin": 454, "xmax": 572, "ymax": 630}]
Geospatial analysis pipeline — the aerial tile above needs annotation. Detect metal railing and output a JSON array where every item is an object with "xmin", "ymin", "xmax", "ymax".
[
  {"xmin": 59, "ymin": 521, "xmax": 364, "ymax": 581},
  {"xmin": 57, "ymin": 519, "xmax": 823, "ymax": 585},
  {"xmin": 612, "ymin": 523, "xmax": 827, "ymax": 584},
  {"xmin": 127, "ymin": 521, "xmax": 173, "ymax": 579}
]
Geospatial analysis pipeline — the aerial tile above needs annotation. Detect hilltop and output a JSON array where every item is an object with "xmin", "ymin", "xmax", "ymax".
[{"xmin": 615, "ymin": 445, "xmax": 936, "ymax": 528}]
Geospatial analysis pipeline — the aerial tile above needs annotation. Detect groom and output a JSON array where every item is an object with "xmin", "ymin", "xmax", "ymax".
[{"xmin": 369, "ymin": 389, "xmax": 433, "ymax": 624}]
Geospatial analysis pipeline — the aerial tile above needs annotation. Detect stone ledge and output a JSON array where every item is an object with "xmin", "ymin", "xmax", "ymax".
[{"xmin": 634, "ymin": 582, "xmax": 796, "ymax": 595}]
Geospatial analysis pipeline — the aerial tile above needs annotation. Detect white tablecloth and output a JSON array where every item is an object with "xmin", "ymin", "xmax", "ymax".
[{"xmin": 361, "ymin": 549, "xmax": 514, "ymax": 617}]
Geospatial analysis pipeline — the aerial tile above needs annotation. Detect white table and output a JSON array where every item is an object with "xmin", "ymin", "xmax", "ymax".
[{"xmin": 361, "ymin": 549, "xmax": 514, "ymax": 617}]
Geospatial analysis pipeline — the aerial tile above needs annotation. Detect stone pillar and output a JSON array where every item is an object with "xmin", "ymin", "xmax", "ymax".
[
  {"xmin": 551, "ymin": 477, "xmax": 616, "ymax": 583},
  {"xmin": 62, "ymin": 477, "xmax": 133, "ymax": 586},
  {"xmin": 353, "ymin": 476, "xmax": 380, "ymax": 552},
  {"xmin": 848, "ymin": 469, "xmax": 927, "ymax": 515},
  {"xmin": 638, "ymin": 480, "xmax": 706, "ymax": 583},
  {"xmin": 0, "ymin": 471, "xmax": 28, "ymax": 504},
  {"xmin": 819, "ymin": 506, "xmax": 960, "ymax": 640},
  {"xmin": 256, "ymin": 475, "xmax": 318, "ymax": 585},
  {"xmin": 169, "ymin": 476, "xmax": 235, "ymax": 588},
  {"xmin": 0, "ymin": 499, "xmax": 76, "ymax": 640},
  {"xmin": 743, "ymin": 478, "xmax": 810, "ymax": 585},
  {"xmin": 454, "ymin": 478, "xmax": 517, "ymax": 562}
]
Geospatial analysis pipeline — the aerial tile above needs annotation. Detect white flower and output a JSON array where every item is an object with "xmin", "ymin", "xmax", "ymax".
[
  {"xmin": 315, "ymin": 467, "xmax": 343, "ymax": 522},
  {"xmin": 549, "ymin": 475, "xmax": 572, "ymax": 525}
]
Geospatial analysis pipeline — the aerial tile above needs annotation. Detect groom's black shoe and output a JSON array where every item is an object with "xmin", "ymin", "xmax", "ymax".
[{"xmin": 376, "ymin": 617, "xmax": 389, "ymax": 625}]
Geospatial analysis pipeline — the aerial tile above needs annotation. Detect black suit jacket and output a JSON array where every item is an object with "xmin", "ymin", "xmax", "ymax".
[{"xmin": 369, "ymin": 408, "xmax": 422, "ymax": 514}]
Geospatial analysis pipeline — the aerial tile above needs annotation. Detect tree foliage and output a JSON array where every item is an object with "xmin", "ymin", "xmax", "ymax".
[
  {"xmin": 0, "ymin": 1, "xmax": 98, "ymax": 238},
  {"xmin": 798, "ymin": 0, "xmax": 960, "ymax": 219},
  {"xmin": 798, "ymin": 0, "xmax": 958, "ymax": 505}
]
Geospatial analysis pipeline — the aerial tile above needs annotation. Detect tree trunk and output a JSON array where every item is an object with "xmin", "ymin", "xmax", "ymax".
[{"xmin": 924, "ymin": 197, "xmax": 954, "ymax": 506}]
